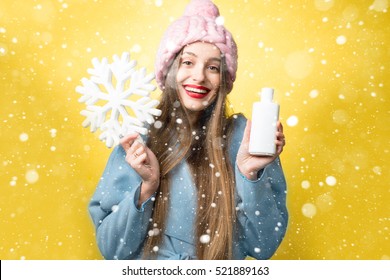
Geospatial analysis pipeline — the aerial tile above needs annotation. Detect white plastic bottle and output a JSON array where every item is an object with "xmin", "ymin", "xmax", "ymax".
[{"xmin": 249, "ymin": 88, "xmax": 280, "ymax": 156}]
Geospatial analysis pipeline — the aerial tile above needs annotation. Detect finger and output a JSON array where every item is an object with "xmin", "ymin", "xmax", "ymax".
[
  {"xmin": 120, "ymin": 133, "xmax": 139, "ymax": 151},
  {"xmin": 274, "ymin": 138, "xmax": 284, "ymax": 154},
  {"xmin": 276, "ymin": 131, "xmax": 285, "ymax": 140},
  {"xmin": 135, "ymin": 145, "xmax": 145, "ymax": 156},
  {"xmin": 243, "ymin": 119, "xmax": 252, "ymax": 144},
  {"xmin": 275, "ymin": 138, "xmax": 285, "ymax": 147},
  {"xmin": 133, "ymin": 153, "xmax": 148, "ymax": 169},
  {"xmin": 277, "ymin": 121, "xmax": 284, "ymax": 132},
  {"xmin": 127, "ymin": 140, "xmax": 144, "ymax": 155},
  {"xmin": 276, "ymin": 143, "xmax": 284, "ymax": 155},
  {"xmin": 132, "ymin": 145, "xmax": 145, "ymax": 160}
]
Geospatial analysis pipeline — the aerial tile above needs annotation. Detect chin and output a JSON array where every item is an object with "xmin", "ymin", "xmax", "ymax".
[{"xmin": 187, "ymin": 103, "xmax": 206, "ymax": 112}]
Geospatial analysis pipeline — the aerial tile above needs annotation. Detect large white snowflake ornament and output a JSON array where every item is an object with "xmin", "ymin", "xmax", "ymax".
[{"xmin": 76, "ymin": 52, "xmax": 162, "ymax": 148}]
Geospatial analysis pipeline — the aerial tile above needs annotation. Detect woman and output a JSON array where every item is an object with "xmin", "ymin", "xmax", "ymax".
[{"xmin": 89, "ymin": 0, "xmax": 287, "ymax": 260}]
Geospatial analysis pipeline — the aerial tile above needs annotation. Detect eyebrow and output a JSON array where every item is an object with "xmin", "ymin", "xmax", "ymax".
[{"xmin": 182, "ymin": 51, "xmax": 221, "ymax": 63}]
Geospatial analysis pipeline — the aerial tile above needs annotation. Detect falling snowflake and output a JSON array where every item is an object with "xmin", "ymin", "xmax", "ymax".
[{"xmin": 76, "ymin": 52, "xmax": 162, "ymax": 148}]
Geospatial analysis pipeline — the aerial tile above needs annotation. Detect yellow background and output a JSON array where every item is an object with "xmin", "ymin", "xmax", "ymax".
[{"xmin": 0, "ymin": 0, "xmax": 389, "ymax": 260}]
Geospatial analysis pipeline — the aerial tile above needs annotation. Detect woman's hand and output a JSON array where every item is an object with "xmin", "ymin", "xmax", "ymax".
[
  {"xmin": 120, "ymin": 133, "xmax": 160, "ymax": 206},
  {"xmin": 237, "ymin": 120, "xmax": 286, "ymax": 180}
]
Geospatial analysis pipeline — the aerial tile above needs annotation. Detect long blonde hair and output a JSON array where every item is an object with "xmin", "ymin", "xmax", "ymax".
[{"xmin": 145, "ymin": 50, "xmax": 236, "ymax": 259}]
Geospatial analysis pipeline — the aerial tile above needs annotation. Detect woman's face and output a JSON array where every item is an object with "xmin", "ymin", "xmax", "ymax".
[{"xmin": 176, "ymin": 42, "xmax": 221, "ymax": 113}]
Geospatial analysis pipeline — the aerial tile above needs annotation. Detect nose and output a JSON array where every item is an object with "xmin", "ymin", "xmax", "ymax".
[{"xmin": 192, "ymin": 65, "xmax": 205, "ymax": 82}]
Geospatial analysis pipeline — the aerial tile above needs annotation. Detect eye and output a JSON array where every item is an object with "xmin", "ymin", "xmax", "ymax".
[
  {"xmin": 208, "ymin": 65, "xmax": 220, "ymax": 72},
  {"xmin": 182, "ymin": 60, "xmax": 193, "ymax": 66}
]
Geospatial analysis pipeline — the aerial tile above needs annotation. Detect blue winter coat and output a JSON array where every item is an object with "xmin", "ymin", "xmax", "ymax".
[{"xmin": 88, "ymin": 115, "xmax": 288, "ymax": 260}]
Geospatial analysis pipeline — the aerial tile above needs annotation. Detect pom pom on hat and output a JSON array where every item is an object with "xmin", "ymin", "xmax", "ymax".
[
  {"xmin": 183, "ymin": 0, "xmax": 219, "ymax": 18},
  {"xmin": 155, "ymin": 0, "xmax": 238, "ymax": 93}
]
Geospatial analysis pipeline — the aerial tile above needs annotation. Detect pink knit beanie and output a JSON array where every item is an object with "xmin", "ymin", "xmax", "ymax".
[{"xmin": 155, "ymin": 0, "xmax": 238, "ymax": 93}]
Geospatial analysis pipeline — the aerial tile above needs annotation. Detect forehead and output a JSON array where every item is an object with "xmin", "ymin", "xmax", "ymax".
[{"xmin": 182, "ymin": 42, "xmax": 221, "ymax": 59}]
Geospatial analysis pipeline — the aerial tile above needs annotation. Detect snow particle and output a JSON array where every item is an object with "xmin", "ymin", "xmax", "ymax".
[
  {"xmin": 215, "ymin": 172, "xmax": 221, "ymax": 177},
  {"xmin": 152, "ymin": 246, "xmax": 159, "ymax": 252},
  {"xmin": 131, "ymin": 44, "xmax": 141, "ymax": 53},
  {"xmin": 211, "ymin": 202, "xmax": 216, "ymax": 208},
  {"xmin": 0, "ymin": 43, "xmax": 8, "ymax": 56},
  {"xmin": 10, "ymin": 177, "xmax": 17, "ymax": 187},
  {"xmin": 301, "ymin": 180, "xmax": 311, "ymax": 189},
  {"xmin": 154, "ymin": 121, "xmax": 163, "ymax": 129},
  {"xmin": 166, "ymin": 40, "xmax": 176, "ymax": 52},
  {"xmin": 336, "ymin": 35, "xmax": 347, "ymax": 45},
  {"xmin": 176, "ymin": 118, "xmax": 183, "ymax": 124},
  {"xmin": 19, "ymin": 133, "xmax": 29, "ymax": 142},
  {"xmin": 315, "ymin": 0, "xmax": 335, "ymax": 11},
  {"xmin": 332, "ymin": 110, "xmax": 349, "ymax": 125},
  {"xmin": 316, "ymin": 193, "xmax": 335, "ymax": 212},
  {"xmin": 302, "ymin": 203, "xmax": 317, "ymax": 218},
  {"xmin": 372, "ymin": 166, "xmax": 382, "ymax": 175},
  {"xmin": 254, "ymin": 247, "xmax": 261, "ymax": 253},
  {"xmin": 369, "ymin": 0, "xmax": 389, "ymax": 12},
  {"xmin": 148, "ymin": 228, "xmax": 160, "ymax": 237},
  {"xmin": 173, "ymin": 100, "xmax": 180, "ymax": 108},
  {"xmin": 215, "ymin": 16, "xmax": 225, "ymax": 26},
  {"xmin": 25, "ymin": 169, "xmax": 39, "ymax": 184},
  {"xmin": 200, "ymin": 234, "xmax": 211, "ymax": 244},
  {"xmin": 309, "ymin": 89, "xmax": 319, "ymax": 98},
  {"xmin": 50, "ymin": 128, "xmax": 57, "ymax": 137},
  {"xmin": 255, "ymin": 210, "xmax": 260, "ymax": 216},
  {"xmin": 286, "ymin": 115, "xmax": 299, "ymax": 127},
  {"xmin": 325, "ymin": 176, "xmax": 337, "ymax": 186}
]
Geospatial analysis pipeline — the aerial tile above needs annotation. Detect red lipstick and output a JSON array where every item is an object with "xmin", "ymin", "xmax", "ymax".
[{"xmin": 183, "ymin": 84, "xmax": 210, "ymax": 99}]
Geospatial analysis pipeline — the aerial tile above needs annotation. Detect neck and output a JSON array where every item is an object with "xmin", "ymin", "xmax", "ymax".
[{"xmin": 187, "ymin": 110, "xmax": 201, "ymax": 128}]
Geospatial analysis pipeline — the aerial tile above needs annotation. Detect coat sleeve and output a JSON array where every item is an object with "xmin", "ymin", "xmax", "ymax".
[
  {"xmin": 234, "ymin": 159, "xmax": 288, "ymax": 259},
  {"xmin": 230, "ymin": 114, "xmax": 288, "ymax": 259},
  {"xmin": 88, "ymin": 145, "xmax": 155, "ymax": 260}
]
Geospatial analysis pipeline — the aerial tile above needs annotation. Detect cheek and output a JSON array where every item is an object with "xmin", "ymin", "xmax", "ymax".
[
  {"xmin": 212, "ymin": 82, "xmax": 220, "ymax": 90},
  {"xmin": 175, "ymin": 73, "xmax": 182, "ymax": 84},
  {"xmin": 210, "ymin": 75, "xmax": 221, "ymax": 90},
  {"xmin": 175, "ymin": 68, "xmax": 188, "ymax": 84},
  {"xmin": 211, "ymin": 90, "xmax": 218, "ymax": 98}
]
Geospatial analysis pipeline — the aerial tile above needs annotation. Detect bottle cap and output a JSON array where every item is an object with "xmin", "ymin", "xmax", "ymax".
[{"xmin": 260, "ymin": 87, "xmax": 274, "ymax": 102}]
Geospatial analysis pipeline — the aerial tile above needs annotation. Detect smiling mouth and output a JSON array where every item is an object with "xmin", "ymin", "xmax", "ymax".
[{"xmin": 183, "ymin": 84, "xmax": 210, "ymax": 98}]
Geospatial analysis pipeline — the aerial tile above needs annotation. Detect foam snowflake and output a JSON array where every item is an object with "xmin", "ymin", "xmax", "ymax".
[{"xmin": 76, "ymin": 52, "xmax": 162, "ymax": 148}]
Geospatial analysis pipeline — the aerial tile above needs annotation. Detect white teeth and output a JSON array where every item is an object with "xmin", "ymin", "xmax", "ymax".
[{"xmin": 185, "ymin": 86, "xmax": 208, "ymax": 94}]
